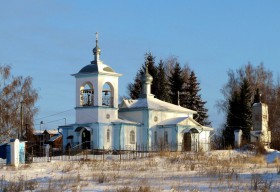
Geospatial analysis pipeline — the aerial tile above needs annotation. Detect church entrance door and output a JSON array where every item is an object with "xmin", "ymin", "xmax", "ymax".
[
  {"xmin": 82, "ymin": 129, "xmax": 91, "ymax": 149},
  {"xmin": 183, "ymin": 132, "xmax": 192, "ymax": 151}
]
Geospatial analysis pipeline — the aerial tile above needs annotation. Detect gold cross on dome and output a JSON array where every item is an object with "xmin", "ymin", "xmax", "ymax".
[{"xmin": 95, "ymin": 32, "xmax": 98, "ymax": 41}]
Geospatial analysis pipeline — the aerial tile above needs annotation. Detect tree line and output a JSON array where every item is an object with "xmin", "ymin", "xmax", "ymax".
[{"xmin": 127, "ymin": 53, "xmax": 211, "ymax": 126}]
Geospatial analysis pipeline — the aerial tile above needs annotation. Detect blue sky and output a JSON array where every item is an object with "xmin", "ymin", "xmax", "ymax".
[{"xmin": 1, "ymin": 1, "xmax": 280, "ymax": 130}]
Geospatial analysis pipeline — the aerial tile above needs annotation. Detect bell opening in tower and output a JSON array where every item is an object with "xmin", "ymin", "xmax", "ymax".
[
  {"xmin": 80, "ymin": 82, "xmax": 94, "ymax": 106},
  {"xmin": 102, "ymin": 82, "xmax": 113, "ymax": 107}
]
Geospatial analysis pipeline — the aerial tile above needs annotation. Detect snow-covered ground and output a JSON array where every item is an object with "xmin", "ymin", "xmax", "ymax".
[{"xmin": 1, "ymin": 150, "xmax": 280, "ymax": 191}]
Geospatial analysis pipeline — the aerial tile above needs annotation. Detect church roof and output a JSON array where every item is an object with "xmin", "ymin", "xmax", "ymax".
[
  {"xmin": 112, "ymin": 117, "xmax": 142, "ymax": 125},
  {"xmin": 157, "ymin": 116, "xmax": 190, "ymax": 125},
  {"xmin": 78, "ymin": 62, "xmax": 115, "ymax": 74},
  {"xmin": 157, "ymin": 116, "xmax": 213, "ymax": 131},
  {"xmin": 49, "ymin": 134, "xmax": 62, "ymax": 142},
  {"xmin": 119, "ymin": 97, "xmax": 197, "ymax": 114},
  {"xmin": 74, "ymin": 126, "xmax": 91, "ymax": 132}
]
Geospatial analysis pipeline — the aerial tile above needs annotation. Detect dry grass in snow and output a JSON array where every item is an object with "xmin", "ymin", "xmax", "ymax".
[{"xmin": 0, "ymin": 150, "xmax": 280, "ymax": 191}]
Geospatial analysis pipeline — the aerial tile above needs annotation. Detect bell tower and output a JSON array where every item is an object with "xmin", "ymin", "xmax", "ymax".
[
  {"xmin": 251, "ymin": 90, "xmax": 271, "ymax": 147},
  {"xmin": 72, "ymin": 33, "xmax": 122, "ymax": 124}
]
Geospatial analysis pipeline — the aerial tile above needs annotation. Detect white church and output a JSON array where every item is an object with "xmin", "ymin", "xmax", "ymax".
[{"xmin": 59, "ymin": 34, "xmax": 214, "ymax": 152}]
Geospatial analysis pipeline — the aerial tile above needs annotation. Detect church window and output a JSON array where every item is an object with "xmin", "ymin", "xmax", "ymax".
[
  {"xmin": 130, "ymin": 130, "xmax": 135, "ymax": 144},
  {"xmin": 80, "ymin": 83, "xmax": 94, "ymax": 106},
  {"xmin": 107, "ymin": 129, "xmax": 110, "ymax": 142},
  {"xmin": 154, "ymin": 116, "xmax": 158, "ymax": 122}
]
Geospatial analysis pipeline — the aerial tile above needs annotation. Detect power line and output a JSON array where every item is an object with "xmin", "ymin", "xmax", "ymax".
[
  {"xmin": 35, "ymin": 118, "xmax": 66, "ymax": 125},
  {"xmin": 35, "ymin": 109, "xmax": 74, "ymax": 120}
]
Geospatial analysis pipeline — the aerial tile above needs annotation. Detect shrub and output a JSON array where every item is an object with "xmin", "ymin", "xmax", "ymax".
[
  {"xmin": 274, "ymin": 157, "xmax": 280, "ymax": 175},
  {"xmin": 249, "ymin": 155, "xmax": 266, "ymax": 165},
  {"xmin": 116, "ymin": 186, "xmax": 153, "ymax": 192},
  {"xmin": 256, "ymin": 142, "xmax": 267, "ymax": 155},
  {"xmin": 251, "ymin": 173, "xmax": 273, "ymax": 191},
  {"xmin": 98, "ymin": 172, "xmax": 109, "ymax": 183}
]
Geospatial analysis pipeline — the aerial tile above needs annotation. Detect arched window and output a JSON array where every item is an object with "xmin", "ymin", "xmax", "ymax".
[
  {"xmin": 107, "ymin": 129, "xmax": 110, "ymax": 142},
  {"xmin": 130, "ymin": 130, "xmax": 135, "ymax": 144},
  {"xmin": 80, "ymin": 82, "xmax": 94, "ymax": 106},
  {"xmin": 102, "ymin": 82, "xmax": 113, "ymax": 107}
]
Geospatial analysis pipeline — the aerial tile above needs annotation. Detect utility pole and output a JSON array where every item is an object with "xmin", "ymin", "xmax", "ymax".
[
  {"xmin": 25, "ymin": 122, "xmax": 29, "ymax": 141},
  {"xmin": 19, "ymin": 101, "xmax": 24, "ymax": 140}
]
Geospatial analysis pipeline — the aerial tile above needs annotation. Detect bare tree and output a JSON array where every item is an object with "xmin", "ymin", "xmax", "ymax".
[{"xmin": 0, "ymin": 65, "xmax": 38, "ymax": 142}]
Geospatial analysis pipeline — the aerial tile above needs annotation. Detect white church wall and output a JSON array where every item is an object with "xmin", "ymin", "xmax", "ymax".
[
  {"xmin": 251, "ymin": 102, "xmax": 271, "ymax": 147},
  {"xmin": 97, "ymin": 124, "xmax": 104, "ymax": 149},
  {"xmin": 119, "ymin": 110, "xmax": 148, "ymax": 146},
  {"xmin": 97, "ymin": 108, "xmax": 118, "ymax": 123},
  {"xmin": 171, "ymin": 127, "xmax": 179, "ymax": 151},
  {"xmin": 75, "ymin": 107, "xmax": 118, "ymax": 124},
  {"xmin": 252, "ymin": 103, "xmax": 268, "ymax": 131},
  {"xmin": 158, "ymin": 127, "xmax": 172, "ymax": 145},
  {"xmin": 122, "ymin": 125, "xmax": 137, "ymax": 150},
  {"xmin": 103, "ymin": 125, "xmax": 113, "ymax": 149},
  {"xmin": 119, "ymin": 110, "xmax": 143, "ymax": 123},
  {"xmin": 137, "ymin": 124, "xmax": 144, "ymax": 146},
  {"xmin": 76, "ymin": 108, "xmax": 98, "ymax": 124},
  {"xmin": 149, "ymin": 110, "xmax": 192, "ymax": 128},
  {"xmin": 199, "ymin": 131, "xmax": 211, "ymax": 151}
]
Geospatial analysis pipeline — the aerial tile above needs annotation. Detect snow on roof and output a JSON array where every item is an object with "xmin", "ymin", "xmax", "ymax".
[
  {"xmin": 202, "ymin": 126, "xmax": 214, "ymax": 131},
  {"xmin": 45, "ymin": 129, "xmax": 59, "ymax": 135},
  {"xmin": 157, "ymin": 116, "xmax": 189, "ymax": 126},
  {"xmin": 120, "ymin": 97, "xmax": 197, "ymax": 114},
  {"xmin": 34, "ymin": 129, "xmax": 59, "ymax": 135},
  {"xmin": 34, "ymin": 130, "xmax": 44, "ymax": 135},
  {"xmin": 49, "ymin": 134, "xmax": 62, "ymax": 142},
  {"xmin": 157, "ymin": 116, "xmax": 214, "ymax": 131},
  {"xmin": 112, "ymin": 117, "xmax": 142, "ymax": 125}
]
